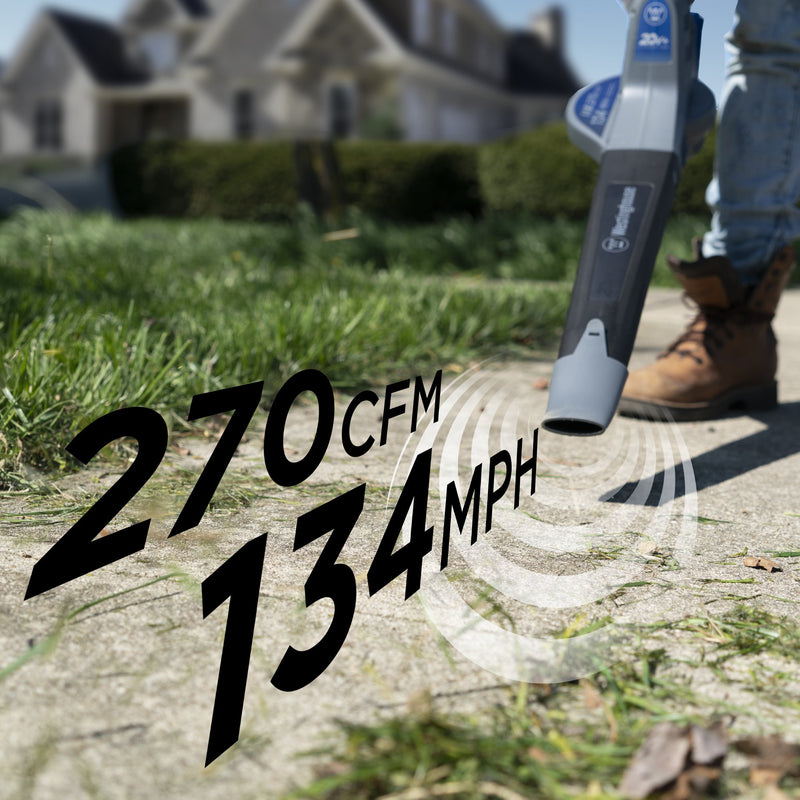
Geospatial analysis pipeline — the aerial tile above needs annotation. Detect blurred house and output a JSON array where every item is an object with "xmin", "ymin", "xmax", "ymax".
[{"xmin": 0, "ymin": 0, "xmax": 580, "ymax": 160}]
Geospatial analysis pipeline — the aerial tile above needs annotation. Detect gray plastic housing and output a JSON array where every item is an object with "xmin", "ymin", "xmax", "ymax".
[
  {"xmin": 544, "ymin": 319, "xmax": 629, "ymax": 436},
  {"xmin": 543, "ymin": 0, "xmax": 715, "ymax": 436},
  {"xmin": 565, "ymin": 0, "xmax": 713, "ymax": 161}
]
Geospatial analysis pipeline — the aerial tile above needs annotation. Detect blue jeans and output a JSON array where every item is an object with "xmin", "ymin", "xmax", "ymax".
[{"xmin": 701, "ymin": 0, "xmax": 800, "ymax": 284}]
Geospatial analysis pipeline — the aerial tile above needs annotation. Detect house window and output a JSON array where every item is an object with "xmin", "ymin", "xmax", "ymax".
[
  {"xmin": 34, "ymin": 99, "xmax": 63, "ymax": 151},
  {"xmin": 440, "ymin": 104, "xmax": 479, "ymax": 143},
  {"xmin": 403, "ymin": 85, "xmax": 428, "ymax": 141},
  {"xmin": 441, "ymin": 5, "xmax": 457, "ymax": 56},
  {"xmin": 478, "ymin": 36, "xmax": 490, "ymax": 73},
  {"xmin": 412, "ymin": 0, "xmax": 431, "ymax": 45},
  {"xmin": 493, "ymin": 44, "xmax": 505, "ymax": 80},
  {"xmin": 328, "ymin": 83, "xmax": 355, "ymax": 139},
  {"xmin": 140, "ymin": 31, "xmax": 178, "ymax": 72},
  {"xmin": 233, "ymin": 89, "xmax": 255, "ymax": 139}
]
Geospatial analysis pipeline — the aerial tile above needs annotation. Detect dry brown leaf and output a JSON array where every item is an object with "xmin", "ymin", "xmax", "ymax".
[
  {"xmin": 322, "ymin": 228, "xmax": 360, "ymax": 242},
  {"xmin": 619, "ymin": 723, "xmax": 692, "ymax": 799},
  {"xmin": 690, "ymin": 723, "xmax": 727, "ymax": 765},
  {"xmin": 620, "ymin": 724, "xmax": 727, "ymax": 800},
  {"xmin": 743, "ymin": 556, "xmax": 782, "ymax": 572},
  {"xmin": 405, "ymin": 688, "xmax": 433, "ymax": 717},
  {"xmin": 685, "ymin": 765, "xmax": 722, "ymax": 795},
  {"xmin": 581, "ymin": 679, "xmax": 603, "ymax": 710},
  {"xmin": 527, "ymin": 746, "xmax": 548, "ymax": 764},
  {"xmin": 735, "ymin": 735, "xmax": 800, "ymax": 784},
  {"xmin": 750, "ymin": 767, "xmax": 784, "ymax": 788},
  {"xmin": 442, "ymin": 363, "xmax": 464, "ymax": 374},
  {"xmin": 664, "ymin": 765, "xmax": 723, "ymax": 800},
  {"xmin": 665, "ymin": 770, "xmax": 693, "ymax": 800},
  {"xmin": 314, "ymin": 760, "xmax": 350, "ymax": 780},
  {"xmin": 763, "ymin": 785, "xmax": 793, "ymax": 800}
]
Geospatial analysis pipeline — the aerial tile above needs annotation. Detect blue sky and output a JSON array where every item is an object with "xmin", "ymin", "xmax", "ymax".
[{"xmin": 0, "ymin": 1, "xmax": 735, "ymax": 100}]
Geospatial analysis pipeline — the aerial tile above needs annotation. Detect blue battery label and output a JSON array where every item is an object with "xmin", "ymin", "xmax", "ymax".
[
  {"xmin": 573, "ymin": 76, "xmax": 620, "ymax": 138},
  {"xmin": 635, "ymin": 1, "xmax": 672, "ymax": 62}
]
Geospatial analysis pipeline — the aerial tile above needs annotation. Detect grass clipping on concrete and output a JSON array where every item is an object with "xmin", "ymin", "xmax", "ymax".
[{"xmin": 291, "ymin": 605, "xmax": 800, "ymax": 799}]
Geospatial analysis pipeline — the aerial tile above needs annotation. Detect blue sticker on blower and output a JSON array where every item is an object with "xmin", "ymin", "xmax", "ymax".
[
  {"xmin": 636, "ymin": 0, "xmax": 672, "ymax": 62},
  {"xmin": 573, "ymin": 76, "xmax": 620, "ymax": 137}
]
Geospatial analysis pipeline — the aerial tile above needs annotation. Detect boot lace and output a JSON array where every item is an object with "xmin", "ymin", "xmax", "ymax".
[{"xmin": 659, "ymin": 294, "xmax": 773, "ymax": 365}]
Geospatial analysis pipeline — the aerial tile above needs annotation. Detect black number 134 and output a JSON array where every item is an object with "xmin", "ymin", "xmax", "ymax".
[{"xmin": 23, "ymin": 379, "xmax": 435, "ymax": 766}]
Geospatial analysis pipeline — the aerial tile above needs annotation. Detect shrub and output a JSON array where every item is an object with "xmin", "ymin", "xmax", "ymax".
[
  {"xmin": 111, "ymin": 140, "xmax": 298, "ymax": 220},
  {"xmin": 110, "ymin": 125, "xmax": 715, "ymax": 223},
  {"xmin": 479, "ymin": 123, "xmax": 598, "ymax": 219},
  {"xmin": 479, "ymin": 121, "xmax": 716, "ymax": 220},
  {"xmin": 336, "ymin": 141, "xmax": 482, "ymax": 221},
  {"xmin": 111, "ymin": 139, "xmax": 481, "ymax": 222}
]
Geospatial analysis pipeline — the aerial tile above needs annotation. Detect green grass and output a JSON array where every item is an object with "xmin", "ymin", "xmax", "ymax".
[
  {"xmin": 0, "ymin": 210, "xmax": 571, "ymax": 483},
  {"xmin": 0, "ymin": 209, "xmax": 707, "ymax": 484}
]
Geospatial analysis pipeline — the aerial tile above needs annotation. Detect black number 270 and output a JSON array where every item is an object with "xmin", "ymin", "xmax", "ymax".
[{"xmin": 23, "ymin": 383, "xmax": 436, "ymax": 768}]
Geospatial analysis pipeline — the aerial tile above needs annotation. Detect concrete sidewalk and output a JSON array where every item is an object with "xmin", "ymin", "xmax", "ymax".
[{"xmin": 1, "ymin": 288, "xmax": 799, "ymax": 799}]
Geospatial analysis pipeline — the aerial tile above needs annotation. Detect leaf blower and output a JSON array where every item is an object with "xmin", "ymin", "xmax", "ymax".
[{"xmin": 542, "ymin": 0, "xmax": 715, "ymax": 436}]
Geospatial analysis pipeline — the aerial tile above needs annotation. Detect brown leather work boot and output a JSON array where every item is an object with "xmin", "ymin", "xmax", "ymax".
[{"xmin": 618, "ymin": 240, "xmax": 795, "ymax": 421}]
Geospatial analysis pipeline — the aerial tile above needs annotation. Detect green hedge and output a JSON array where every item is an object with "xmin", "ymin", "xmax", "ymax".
[
  {"xmin": 111, "ymin": 140, "xmax": 298, "ymax": 220},
  {"xmin": 110, "ymin": 124, "xmax": 716, "ymax": 222},
  {"xmin": 478, "ymin": 123, "xmax": 598, "ymax": 220},
  {"xmin": 337, "ymin": 140, "xmax": 481, "ymax": 221},
  {"xmin": 112, "ymin": 139, "xmax": 481, "ymax": 222},
  {"xmin": 478, "ymin": 122, "xmax": 716, "ymax": 219}
]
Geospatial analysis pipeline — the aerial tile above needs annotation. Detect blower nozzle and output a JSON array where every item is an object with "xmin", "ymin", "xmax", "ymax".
[{"xmin": 543, "ymin": 0, "xmax": 715, "ymax": 435}]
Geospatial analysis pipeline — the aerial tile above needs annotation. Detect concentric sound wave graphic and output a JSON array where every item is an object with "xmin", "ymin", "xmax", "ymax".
[{"xmin": 389, "ymin": 364, "xmax": 697, "ymax": 683}]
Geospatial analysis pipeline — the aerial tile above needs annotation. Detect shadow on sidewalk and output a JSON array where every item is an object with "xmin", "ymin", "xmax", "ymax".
[{"xmin": 605, "ymin": 400, "xmax": 800, "ymax": 506}]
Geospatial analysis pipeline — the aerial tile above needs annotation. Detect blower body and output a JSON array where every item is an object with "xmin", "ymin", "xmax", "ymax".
[{"xmin": 542, "ymin": 0, "xmax": 715, "ymax": 436}]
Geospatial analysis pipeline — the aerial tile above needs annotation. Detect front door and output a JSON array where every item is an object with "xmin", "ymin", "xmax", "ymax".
[
  {"xmin": 328, "ymin": 83, "xmax": 355, "ymax": 139},
  {"xmin": 141, "ymin": 100, "xmax": 189, "ymax": 140}
]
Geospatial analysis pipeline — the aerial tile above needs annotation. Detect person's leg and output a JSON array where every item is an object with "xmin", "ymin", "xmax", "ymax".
[
  {"xmin": 618, "ymin": 1, "xmax": 799, "ymax": 421},
  {"xmin": 702, "ymin": 0, "xmax": 800, "ymax": 284}
]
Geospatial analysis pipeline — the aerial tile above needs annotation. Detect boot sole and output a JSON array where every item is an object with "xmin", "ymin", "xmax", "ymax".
[{"xmin": 617, "ymin": 382, "xmax": 778, "ymax": 422}]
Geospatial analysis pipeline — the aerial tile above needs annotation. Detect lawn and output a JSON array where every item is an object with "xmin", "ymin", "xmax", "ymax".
[
  {"xmin": 4, "ymin": 208, "xmax": 800, "ymax": 800},
  {"xmin": 0, "ymin": 209, "xmax": 706, "ymax": 484}
]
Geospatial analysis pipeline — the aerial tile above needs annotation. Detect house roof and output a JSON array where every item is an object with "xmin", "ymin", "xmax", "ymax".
[
  {"xmin": 173, "ymin": 0, "xmax": 211, "ymax": 17},
  {"xmin": 123, "ymin": 0, "xmax": 211, "ymax": 25},
  {"xmin": 358, "ymin": 0, "xmax": 577, "ymax": 95},
  {"xmin": 505, "ymin": 30, "xmax": 581, "ymax": 95},
  {"xmin": 8, "ymin": 0, "xmax": 579, "ymax": 100},
  {"xmin": 48, "ymin": 9, "xmax": 148, "ymax": 85},
  {"xmin": 196, "ymin": 0, "xmax": 578, "ymax": 99}
]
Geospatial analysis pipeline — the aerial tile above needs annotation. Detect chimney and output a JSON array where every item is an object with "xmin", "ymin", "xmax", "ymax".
[{"xmin": 530, "ymin": 6, "xmax": 564, "ymax": 52}]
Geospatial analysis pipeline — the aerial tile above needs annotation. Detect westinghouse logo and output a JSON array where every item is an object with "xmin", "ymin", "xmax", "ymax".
[
  {"xmin": 643, "ymin": 1, "xmax": 669, "ymax": 27},
  {"xmin": 602, "ymin": 185, "xmax": 638, "ymax": 254}
]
